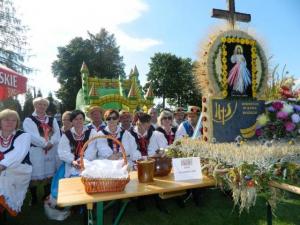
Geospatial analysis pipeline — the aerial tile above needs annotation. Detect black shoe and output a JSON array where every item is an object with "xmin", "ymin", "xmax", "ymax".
[{"xmin": 29, "ymin": 187, "xmax": 38, "ymax": 206}]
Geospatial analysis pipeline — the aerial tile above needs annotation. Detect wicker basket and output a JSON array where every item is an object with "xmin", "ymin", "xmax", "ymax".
[{"xmin": 80, "ymin": 135, "xmax": 130, "ymax": 194}]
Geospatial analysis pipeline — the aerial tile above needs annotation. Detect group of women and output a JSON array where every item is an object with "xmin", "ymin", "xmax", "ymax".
[{"xmin": 0, "ymin": 96, "xmax": 200, "ymax": 218}]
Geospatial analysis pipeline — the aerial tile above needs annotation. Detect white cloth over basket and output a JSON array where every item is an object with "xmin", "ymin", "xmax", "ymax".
[{"xmin": 81, "ymin": 159, "xmax": 128, "ymax": 179}]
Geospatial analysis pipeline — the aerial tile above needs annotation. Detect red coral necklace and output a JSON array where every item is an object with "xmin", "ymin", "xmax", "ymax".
[{"xmin": 0, "ymin": 134, "xmax": 14, "ymax": 148}]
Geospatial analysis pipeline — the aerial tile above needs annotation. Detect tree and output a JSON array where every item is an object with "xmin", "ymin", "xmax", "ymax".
[
  {"xmin": 147, "ymin": 53, "xmax": 180, "ymax": 108},
  {"xmin": 46, "ymin": 92, "xmax": 57, "ymax": 116},
  {"xmin": 0, "ymin": 0, "xmax": 31, "ymax": 73},
  {"xmin": 0, "ymin": 97, "xmax": 22, "ymax": 118},
  {"xmin": 52, "ymin": 29, "xmax": 125, "ymax": 110},
  {"xmin": 147, "ymin": 53, "xmax": 201, "ymax": 108},
  {"xmin": 36, "ymin": 89, "xmax": 43, "ymax": 97},
  {"xmin": 88, "ymin": 29, "xmax": 125, "ymax": 79},
  {"xmin": 167, "ymin": 60, "xmax": 202, "ymax": 107},
  {"xmin": 23, "ymin": 89, "xmax": 34, "ymax": 118}
]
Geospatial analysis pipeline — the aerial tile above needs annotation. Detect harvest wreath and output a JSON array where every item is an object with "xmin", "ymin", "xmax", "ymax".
[{"xmin": 165, "ymin": 138, "xmax": 300, "ymax": 213}]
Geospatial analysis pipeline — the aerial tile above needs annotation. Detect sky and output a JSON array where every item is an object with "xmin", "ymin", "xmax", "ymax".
[{"xmin": 14, "ymin": 0, "xmax": 300, "ymax": 101}]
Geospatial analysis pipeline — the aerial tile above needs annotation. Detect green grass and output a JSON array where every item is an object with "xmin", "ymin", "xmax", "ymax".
[{"xmin": 2, "ymin": 188, "xmax": 300, "ymax": 225}]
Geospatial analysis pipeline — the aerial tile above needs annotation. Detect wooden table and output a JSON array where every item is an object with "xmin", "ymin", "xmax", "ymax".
[{"xmin": 57, "ymin": 171, "xmax": 215, "ymax": 225}]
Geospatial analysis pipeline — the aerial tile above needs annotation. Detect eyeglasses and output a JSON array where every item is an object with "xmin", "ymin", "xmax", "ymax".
[
  {"xmin": 106, "ymin": 116, "xmax": 118, "ymax": 121},
  {"xmin": 162, "ymin": 116, "xmax": 172, "ymax": 120}
]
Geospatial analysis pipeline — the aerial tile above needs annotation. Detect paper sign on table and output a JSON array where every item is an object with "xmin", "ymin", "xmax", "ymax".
[{"xmin": 172, "ymin": 157, "xmax": 202, "ymax": 181}]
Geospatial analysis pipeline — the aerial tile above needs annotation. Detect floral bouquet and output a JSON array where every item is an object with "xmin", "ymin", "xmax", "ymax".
[{"xmin": 256, "ymin": 100, "xmax": 300, "ymax": 139}]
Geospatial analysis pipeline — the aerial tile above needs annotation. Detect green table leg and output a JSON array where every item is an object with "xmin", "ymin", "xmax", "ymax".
[
  {"xmin": 104, "ymin": 200, "xmax": 116, "ymax": 211},
  {"xmin": 97, "ymin": 202, "xmax": 104, "ymax": 225},
  {"xmin": 113, "ymin": 200, "xmax": 129, "ymax": 225}
]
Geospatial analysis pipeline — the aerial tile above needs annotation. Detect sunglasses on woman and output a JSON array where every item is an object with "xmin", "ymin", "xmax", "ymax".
[
  {"xmin": 106, "ymin": 116, "xmax": 119, "ymax": 121},
  {"xmin": 162, "ymin": 116, "xmax": 172, "ymax": 120}
]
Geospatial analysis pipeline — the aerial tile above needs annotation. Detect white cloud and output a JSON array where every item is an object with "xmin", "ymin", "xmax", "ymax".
[
  {"xmin": 116, "ymin": 30, "xmax": 163, "ymax": 52},
  {"xmin": 14, "ymin": 0, "xmax": 161, "ymax": 96}
]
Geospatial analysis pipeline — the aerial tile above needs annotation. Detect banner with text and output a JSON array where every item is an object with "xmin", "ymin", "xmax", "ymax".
[{"xmin": 0, "ymin": 65, "xmax": 27, "ymax": 100}]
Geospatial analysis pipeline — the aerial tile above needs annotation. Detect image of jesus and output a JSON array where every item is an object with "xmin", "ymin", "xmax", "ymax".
[{"xmin": 227, "ymin": 45, "xmax": 251, "ymax": 94}]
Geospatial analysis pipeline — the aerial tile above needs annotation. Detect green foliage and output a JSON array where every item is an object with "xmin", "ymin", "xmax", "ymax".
[
  {"xmin": 0, "ymin": 97, "xmax": 22, "ymax": 118},
  {"xmin": 0, "ymin": 0, "xmax": 31, "ymax": 73},
  {"xmin": 52, "ymin": 29, "xmax": 125, "ymax": 110},
  {"xmin": 23, "ymin": 89, "xmax": 34, "ymax": 118},
  {"xmin": 36, "ymin": 89, "xmax": 43, "ymax": 97},
  {"xmin": 147, "ymin": 53, "xmax": 201, "ymax": 108},
  {"xmin": 264, "ymin": 63, "xmax": 293, "ymax": 100},
  {"xmin": 88, "ymin": 30, "xmax": 125, "ymax": 79},
  {"xmin": 46, "ymin": 92, "xmax": 57, "ymax": 116}
]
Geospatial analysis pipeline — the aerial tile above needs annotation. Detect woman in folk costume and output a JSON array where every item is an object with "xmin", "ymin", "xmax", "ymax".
[
  {"xmin": 129, "ymin": 112, "xmax": 168, "ymax": 212},
  {"xmin": 227, "ymin": 45, "xmax": 252, "ymax": 94},
  {"xmin": 45, "ymin": 110, "xmax": 97, "ymax": 221},
  {"xmin": 58, "ymin": 110, "xmax": 97, "ymax": 179},
  {"xmin": 156, "ymin": 110, "xmax": 177, "ymax": 146},
  {"xmin": 119, "ymin": 110, "xmax": 133, "ymax": 131},
  {"xmin": 148, "ymin": 107, "xmax": 158, "ymax": 129},
  {"xmin": 0, "ymin": 109, "xmax": 32, "ymax": 216},
  {"xmin": 61, "ymin": 111, "xmax": 72, "ymax": 134},
  {"xmin": 52, "ymin": 111, "xmax": 73, "ymax": 172},
  {"xmin": 23, "ymin": 97, "xmax": 61, "ymax": 205},
  {"xmin": 85, "ymin": 109, "xmax": 140, "ymax": 167},
  {"xmin": 129, "ymin": 113, "xmax": 167, "ymax": 157}
]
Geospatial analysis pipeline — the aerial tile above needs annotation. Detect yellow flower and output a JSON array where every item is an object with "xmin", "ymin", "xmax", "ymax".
[
  {"xmin": 245, "ymin": 39, "xmax": 250, "ymax": 45},
  {"xmin": 240, "ymin": 39, "xmax": 245, "ymax": 44},
  {"xmin": 221, "ymin": 37, "xmax": 226, "ymax": 42}
]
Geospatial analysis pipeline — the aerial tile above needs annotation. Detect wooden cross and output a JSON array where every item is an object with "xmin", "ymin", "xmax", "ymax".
[{"xmin": 212, "ymin": 0, "xmax": 251, "ymax": 29}]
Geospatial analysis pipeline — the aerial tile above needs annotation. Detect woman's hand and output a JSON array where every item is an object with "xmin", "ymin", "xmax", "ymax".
[
  {"xmin": 72, "ymin": 160, "xmax": 81, "ymax": 169},
  {"xmin": 108, "ymin": 152, "xmax": 123, "ymax": 160},
  {"xmin": 43, "ymin": 142, "xmax": 53, "ymax": 151},
  {"xmin": 0, "ymin": 164, "xmax": 6, "ymax": 174}
]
